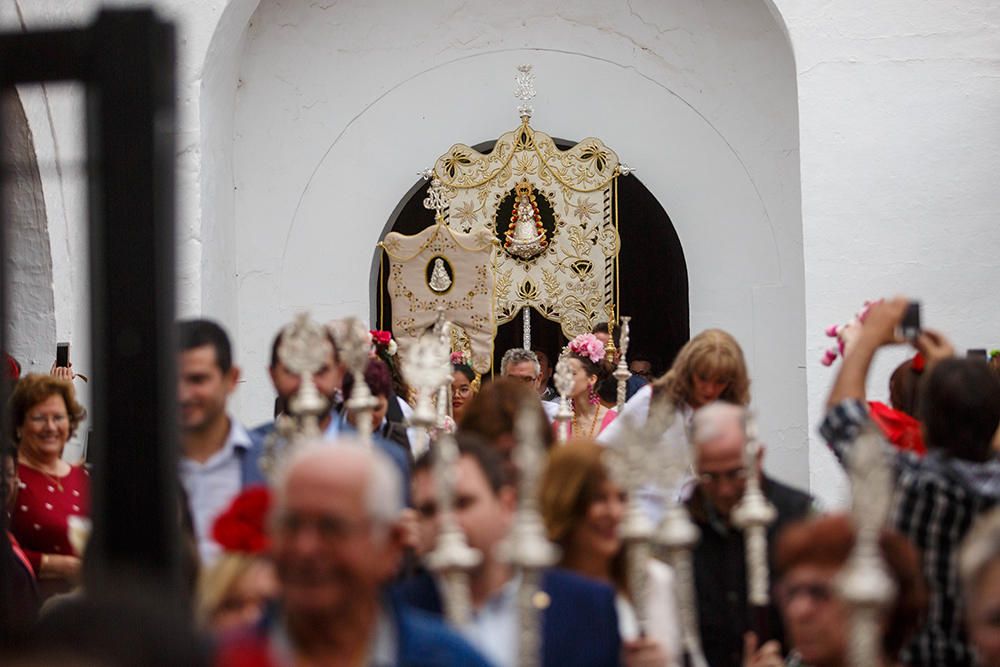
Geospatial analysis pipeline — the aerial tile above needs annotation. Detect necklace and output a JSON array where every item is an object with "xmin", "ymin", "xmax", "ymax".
[
  {"xmin": 39, "ymin": 469, "xmax": 65, "ymax": 493},
  {"xmin": 20, "ymin": 458, "xmax": 66, "ymax": 492},
  {"xmin": 571, "ymin": 401, "xmax": 602, "ymax": 438}
]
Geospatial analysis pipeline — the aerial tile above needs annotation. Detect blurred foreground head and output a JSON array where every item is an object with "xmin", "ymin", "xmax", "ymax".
[
  {"xmin": 270, "ymin": 441, "xmax": 404, "ymax": 620},
  {"xmin": 775, "ymin": 514, "xmax": 926, "ymax": 667}
]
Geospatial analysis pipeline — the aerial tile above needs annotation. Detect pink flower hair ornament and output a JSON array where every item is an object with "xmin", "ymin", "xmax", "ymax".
[{"xmin": 568, "ymin": 333, "xmax": 606, "ymax": 364}]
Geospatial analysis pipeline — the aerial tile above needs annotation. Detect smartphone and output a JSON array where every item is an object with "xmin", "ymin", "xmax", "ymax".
[
  {"xmin": 967, "ymin": 349, "xmax": 988, "ymax": 361},
  {"xmin": 56, "ymin": 342, "xmax": 70, "ymax": 368},
  {"xmin": 900, "ymin": 302, "xmax": 921, "ymax": 341}
]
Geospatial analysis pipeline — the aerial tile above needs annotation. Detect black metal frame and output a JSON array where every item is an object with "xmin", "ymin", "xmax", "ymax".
[{"xmin": 0, "ymin": 9, "xmax": 179, "ymax": 633}]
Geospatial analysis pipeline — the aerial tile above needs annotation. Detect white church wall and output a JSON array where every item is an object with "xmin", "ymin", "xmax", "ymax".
[
  {"xmin": 230, "ymin": 0, "xmax": 808, "ymax": 487},
  {"xmin": 2, "ymin": 91, "xmax": 57, "ymax": 375},
  {"xmin": 775, "ymin": 0, "xmax": 1000, "ymax": 508}
]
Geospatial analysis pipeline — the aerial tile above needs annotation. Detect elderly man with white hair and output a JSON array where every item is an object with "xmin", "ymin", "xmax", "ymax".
[
  {"xmin": 685, "ymin": 402, "xmax": 813, "ymax": 667},
  {"xmin": 216, "ymin": 440, "xmax": 491, "ymax": 667}
]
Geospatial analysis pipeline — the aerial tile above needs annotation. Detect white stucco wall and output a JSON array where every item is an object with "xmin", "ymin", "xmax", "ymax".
[
  {"xmin": 5, "ymin": 0, "xmax": 999, "ymax": 507},
  {"xmin": 3, "ymin": 91, "xmax": 56, "ymax": 374},
  {"xmin": 229, "ymin": 0, "xmax": 808, "ymax": 489},
  {"xmin": 776, "ymin": 0, "xmax": 1000, "ymax": 508}
]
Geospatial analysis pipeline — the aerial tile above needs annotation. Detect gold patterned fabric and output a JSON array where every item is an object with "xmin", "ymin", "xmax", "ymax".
[
  {"xmin": 434, "ymin": 121, "xmax": 621, "ymax": 339},
  {"xmin": 382, "ymin": 221, "xmax": 496, "ymax": 374}
]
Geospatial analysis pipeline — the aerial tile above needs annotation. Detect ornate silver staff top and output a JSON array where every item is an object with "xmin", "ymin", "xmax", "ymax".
[
  {"xmin": 837, "ymin": 422, "xmax": 896, "ymax": 667},
  {"xmin": 731, "ymin": 413, "xmax": 777, "ymax": 607},
  {"xmin": 553, "ymin": 353, "xmax": 574, "ymax": 444},
  {"xmin": 613, "ymin": 316, "xmax": 632, "ymax": 413},
  {"xmin": 605, "ymin": 412, "xmax": 656, "ymax": 637},
  {"xmin": 402, "ymin": 331, "xmax": 452, "ymax": 459},
  {"xmin": 648, "ymin": 398, "xmax": 709, "ymax": 667},
  {"xmin": 424, "ymin": 432, "xmax": 481, "ymax": 626},
  {"xmin": 434, "ymin": 313, "xmax": 453, "ymax": 429},
  {"xmin": 514, "ymin": 64, "xmax": 536, "ymax": 121},
  {"xmin": 497, "ymin": 402, "xmax": 559, "ymax": 667},
  {"xmin": 258, "ymin": 313, "xmax": 331, "ymax": 478},
  {"xmin": 337, "ymin": 316, "xmax": 380, "ymax": 444}
]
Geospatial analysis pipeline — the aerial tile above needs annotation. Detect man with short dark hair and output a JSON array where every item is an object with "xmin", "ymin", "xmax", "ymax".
[
  {"xmin": 399, "ymin": 436, "xmax": 622, "ymax": 667},
  {"xmin": 628, "ymin": 356, "xmax": 655, "ymax": 383},
  {"xmin": 533, "ymin": 349, "xmax": 556, "ymax": 401},
  {"xmin": 252, "ymin": 328, "xmax": 411, "ymax": 504},
  {"xmin": 177, "ymin": 319, "xmax": 262, "ymax": 564},
  {"xmin": 821, "ymin": 297, "xmax": 1000, "ymax": 667},
  {"xmin": 266, "ymin": 326, "xmax": 345, "ymax": 430}
]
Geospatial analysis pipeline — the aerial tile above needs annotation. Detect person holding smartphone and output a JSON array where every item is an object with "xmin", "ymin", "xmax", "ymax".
[{"xmin": 7, "ymin": 373, "xmax": 90, "ymax": 601}]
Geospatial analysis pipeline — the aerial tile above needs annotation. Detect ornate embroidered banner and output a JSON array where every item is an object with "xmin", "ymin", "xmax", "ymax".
[
  {"xmin": 381, "ymin": 220, "xmax": 496, "ymax": 374},
  {"xmin": 434, "ymin": 120, "xmax": 621, "ymax": 340}
]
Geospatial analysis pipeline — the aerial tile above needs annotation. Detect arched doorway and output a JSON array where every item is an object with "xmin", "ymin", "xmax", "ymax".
[{"xmin": 374, "ymin": 139, "xmax": 688, "ymax": 375}]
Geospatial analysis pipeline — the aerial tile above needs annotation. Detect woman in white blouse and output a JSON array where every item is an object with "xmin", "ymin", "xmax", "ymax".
[
  {"xmin": 598, "ymin": 329, "xmax": 751, "ymax": 519},
  {"xmin": 540, "ymin": 440, "xmax": 680, "ymax": 667}
]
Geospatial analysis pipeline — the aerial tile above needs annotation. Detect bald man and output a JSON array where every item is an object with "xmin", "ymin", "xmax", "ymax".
[
  {"xmin": 687, "ymin": 403, "xmax": 812, "ymax": 667},
  {"xmin": 217, "ymin": 442, "xmax": 490, "ymax": 667}
]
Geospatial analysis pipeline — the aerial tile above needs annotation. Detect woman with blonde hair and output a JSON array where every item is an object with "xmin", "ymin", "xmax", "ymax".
[
  {"xmin": 599, "ymin": 328, "xmax": 749, "ymax": 452},
  {"xmin": 540, "ymin": 440, "xmax": 680, "ymax": 667}
]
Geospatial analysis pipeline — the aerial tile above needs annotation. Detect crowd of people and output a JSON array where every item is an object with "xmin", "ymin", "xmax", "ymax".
[{"xmin": 2, "ymin": 296, "xmax": 1000, "ymax": 667}]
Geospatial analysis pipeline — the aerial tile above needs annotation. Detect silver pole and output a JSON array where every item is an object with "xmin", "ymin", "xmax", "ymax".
[
  {"xmin": 497, "ymin": 402, "xmax": 559, "ymax": 667},
  {"xmin": 614, "ymin": 315, "xmax": 631, "ymax": 413}
]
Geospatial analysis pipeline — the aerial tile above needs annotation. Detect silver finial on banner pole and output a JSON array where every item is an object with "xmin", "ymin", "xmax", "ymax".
[
  {"xmin": 614, "ymin": 316, "xmax": 631, "ymax": 413},
  {"xmin": 425, "ymin": 433, "xmax": 481, "ymax": 625},
  {"xmin": 514, "ymin": 64, "xmax": 536, "ymax": 121},
  {"xmin": 553, "ymin": 353, "xmax": 573, "ymax": 443},
  {"xmin": 338, "ymin": 317, "xmax": 380, "ymax": 444},
  {"xmin": 498, "ymin": 401, "xmax": 559, "ymax": 667},
  {"xmin": 259, "ymin": 313, "xmax": 331, "ymax": 478}
]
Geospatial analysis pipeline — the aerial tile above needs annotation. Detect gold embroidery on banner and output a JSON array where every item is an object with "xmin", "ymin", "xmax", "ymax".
[{"xmin": 388, "ymin": 118, "xmax": 623, "ymax": 347}]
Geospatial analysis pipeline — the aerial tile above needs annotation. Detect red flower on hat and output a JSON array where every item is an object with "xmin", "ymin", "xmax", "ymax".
[{"xmin": 212, "ymin": 486, "xmax": 271, "ymax": 554}]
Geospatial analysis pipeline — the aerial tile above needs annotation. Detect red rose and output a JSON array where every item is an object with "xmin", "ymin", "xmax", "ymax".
[
  {"xmin": 212, "ymin": 486, "xmax": 271, "ymax": 554},
  {"xmin": 370, "ymin": 330, "xmax": 392, "ymax": 346}
]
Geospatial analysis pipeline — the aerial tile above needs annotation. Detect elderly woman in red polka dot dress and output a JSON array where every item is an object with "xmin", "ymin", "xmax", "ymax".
[{"xmin": 8, "ymin": 373, "xmax": 89, "ymax": 599}]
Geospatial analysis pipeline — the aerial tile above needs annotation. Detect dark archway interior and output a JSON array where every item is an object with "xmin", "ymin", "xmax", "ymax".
[{"xmin": 375, "ymin": 139, "xmax": 689, "ymax": 377}]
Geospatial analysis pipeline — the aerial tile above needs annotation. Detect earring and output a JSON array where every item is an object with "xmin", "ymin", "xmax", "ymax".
[{"xmin": 588, "ymin": 385, "xmax": 599, "ymax": 405}]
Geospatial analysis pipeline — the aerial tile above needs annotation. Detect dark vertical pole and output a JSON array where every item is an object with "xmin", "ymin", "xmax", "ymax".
[
  {"xmin": 84, "ymin": 9, "xmax": 180, "ymax": 599},
  {"xmin": 0, "ymin": 89, "xmax": 11, "ymax": 639}
]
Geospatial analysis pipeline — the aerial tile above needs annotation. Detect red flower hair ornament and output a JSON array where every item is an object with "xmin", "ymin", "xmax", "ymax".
[{"xmin": 211, "ymin": 486, "xmax": 272, "ymax": 555}]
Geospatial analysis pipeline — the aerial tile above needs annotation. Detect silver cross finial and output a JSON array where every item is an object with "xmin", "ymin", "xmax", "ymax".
[
  {"xmin": 514, "ymin": 64, "xmax": 536, "ymax": 120},
  {"xmin": 259, "ymin": 313, "xmax": 331, "ymax": 478}
]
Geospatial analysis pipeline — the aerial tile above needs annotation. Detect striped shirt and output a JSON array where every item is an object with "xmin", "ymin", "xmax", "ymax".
[{"xmin": 820, "ymin": 399, "xmax": 1000, "ymax": 667}]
